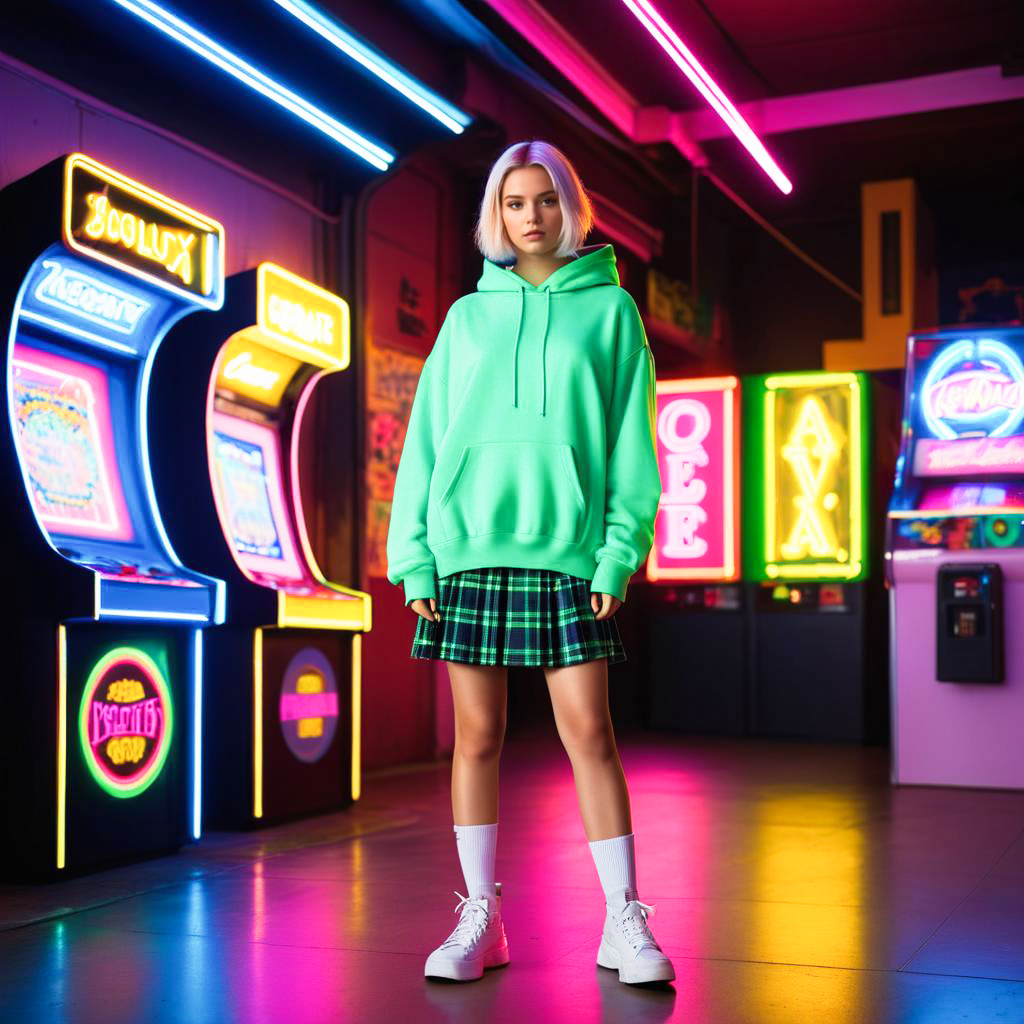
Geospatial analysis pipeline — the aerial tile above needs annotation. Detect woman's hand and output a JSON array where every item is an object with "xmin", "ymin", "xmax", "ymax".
[
  {"xmin": 410, "ymin": 597, "xmax": 440, "ymax": 622},
  {"xmin": 591, "ymin": 592, "xmax": 622, "ymax": 620}
]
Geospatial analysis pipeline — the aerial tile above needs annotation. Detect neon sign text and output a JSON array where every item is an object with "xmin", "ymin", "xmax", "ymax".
[
  {"xmin": 267, "ymin": 295, "xmax": 335, "ymax": 349},
  {"xmin": 257, "ymin": 263, "xmax": 349, "ymax": 368},
  {"xmin": 929, "ymin": 371, "xmax": 1022, "ymax": 420},
  {"xmin": 659, "ymin": 398, "xmax": 711, "ymax": 559},
  {"xmin": 63, "ymin": 154, "xmax": 224, "ymax": 308},
  {"xmin": 780, "ymin": 398, "xmax": 840, "ymax": 560},
  {"xmin": 222, "ymin": 351, "xmax": 282, "ymax": 392},
  {"xmin": 278, "ymin": 649, "xmax": 339, "ymax": 763},
  {"xmin": 760, "ymin": 373, "xmax": 865, "ymax": 581},
  {"xmin": 921, "ymin": 338, "xmax": 1024, "ymax": 440},
  {"xmin": 79, "ymin": 647, "xmax": 173, "ymax": 799},
  {"xmin": 84, "ymin": 193, "xmax": 197, "ymax": 286},
  {"xmin": 34, "ymin": 260, "xmax": 150, "ymax": 335}
]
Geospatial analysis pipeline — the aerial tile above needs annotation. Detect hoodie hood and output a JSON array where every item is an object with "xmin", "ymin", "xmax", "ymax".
[{"xmin": 476, "ymin": 243, "xmax": 619, "ymax": 415}]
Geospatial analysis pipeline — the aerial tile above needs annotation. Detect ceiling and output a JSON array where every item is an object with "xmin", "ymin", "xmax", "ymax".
[{"xmin": 456, "ymin": 0, "xmax": 1024, "ymax": 226}]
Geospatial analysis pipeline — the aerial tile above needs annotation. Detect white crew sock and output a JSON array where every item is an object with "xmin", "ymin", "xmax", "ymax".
[
  {"xmin": 453, "ymin": 822, "xmax": 498, "ymax": 901},
  {"xmin": 588, "ymin": 832, "xmax": 638, "ymax": 910}
]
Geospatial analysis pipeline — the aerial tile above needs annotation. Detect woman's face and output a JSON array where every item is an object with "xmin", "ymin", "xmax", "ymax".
[{"xmin": 500, "ymin": 165, "xmax": 563, "ymax": 260}]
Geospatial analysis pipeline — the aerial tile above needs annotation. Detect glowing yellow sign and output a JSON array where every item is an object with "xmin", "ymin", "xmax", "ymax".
[
  {"xmin": 257, "ymin": 263, "xmax": 349, "ymax": 369},
  {"xmin": 764, "ymin": 373, "xmax": 866, "ymax": 580},
  {"xmin": 63, "ymin": 153, "xmax": 224, "ymax": 308},
  {"xmin": 216, "ymin": 332, "xmax": 301, "ymax": 408}
]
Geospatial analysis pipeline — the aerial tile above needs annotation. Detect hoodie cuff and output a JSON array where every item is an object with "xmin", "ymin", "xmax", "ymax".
[
  {"xmin": 591, "ymin": 559, "xmax": 634, "ymax": 603},
  {"xmin": 403, "ymin": 570, "xmax": 438, "ymax": 607}
]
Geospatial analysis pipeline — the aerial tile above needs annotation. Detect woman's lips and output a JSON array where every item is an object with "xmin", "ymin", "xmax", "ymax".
[{"xmin": 524, "ymin": 231, "xmax": 544, "ymax": 239}]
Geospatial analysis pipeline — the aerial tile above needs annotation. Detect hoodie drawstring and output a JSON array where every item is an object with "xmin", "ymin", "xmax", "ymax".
[
  {"xmin": 540, "ymin": 289, "xmax": 550, "ymax": 417},
  {"xmin": 511, "ymin": 288, "xmax": 524, "ymax": 409},
  {"xmin": 511, "ymin": 287, "xmax": 552, "ymax": 417}
]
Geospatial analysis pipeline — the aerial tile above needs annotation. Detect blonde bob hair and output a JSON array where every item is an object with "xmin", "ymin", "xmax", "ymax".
[{"xmin": 474, "ymin": 140, "xmax": 594, "ymax": 263}]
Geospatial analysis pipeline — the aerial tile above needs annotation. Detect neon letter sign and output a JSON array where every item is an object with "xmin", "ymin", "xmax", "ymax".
[
  {"xmin": 779, "ymin": 398, "xmax": 839, "ymax": 559},
  {"xmin": 79, "ymin": 647, "xmax": 173, "ymax": 798},
  {"xmin": 760, "ymin": 372, "xmax": 866, "ymax": 581},
  {"xmin": 648, "ymin": 377, "xmax": 739, "ymax": 581},
  {"xmin": 33, "ymin": 260, "xmax": 151, "ymax": 335},
  {"xmin": 278, "ymin": 648, "xmax": 339, "ymax": 763},
  {"xmin": 921, "ymin": 338, "xmax": 1024, "ymax": 440},
  {"xmin": 257, "ymin": 263, "xmax": 349, "ymax": 369},
  {"xmin": 63, "ymin": 153, "xmax": 224, "ymax": 308}
]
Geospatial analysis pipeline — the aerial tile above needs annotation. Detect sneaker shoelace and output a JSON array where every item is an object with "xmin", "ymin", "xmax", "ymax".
[
  {"xmin": 441, "ymin": 890, "xmax": 491, "ymax": 949},
  {"xmin": 616, "ymin": 899, "xmax": 661, "ymax": 953}
]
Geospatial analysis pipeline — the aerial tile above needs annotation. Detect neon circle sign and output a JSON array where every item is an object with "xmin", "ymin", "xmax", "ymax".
[
  {"xmin": 79, "ymin": 647, "xmax": 173, "ymax": 799},
  {"xmin": 278, "ymin": 648, "xmax": 339, "ymax": 764},
  {"xmin": 922, "ymin": 339, "xmax": 1024, "ymax": 440}
]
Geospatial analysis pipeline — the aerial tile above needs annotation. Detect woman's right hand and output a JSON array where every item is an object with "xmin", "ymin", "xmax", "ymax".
[{"xmin": 410, "ymin": 597, "xmax": 440, "ymax": 622}]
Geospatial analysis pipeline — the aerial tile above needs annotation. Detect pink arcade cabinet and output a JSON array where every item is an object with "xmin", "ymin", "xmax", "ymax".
[{"xmin": 887, "ymin": 325, "xmax": 1024, "ymax": 789}]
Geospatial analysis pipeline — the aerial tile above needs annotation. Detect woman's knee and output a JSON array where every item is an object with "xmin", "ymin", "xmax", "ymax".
[
  {"xmin": 560, "ymin": 715, "xmax": 616, "ymax": 761},
  {"xmin": 454, "ymin": 714, "xmax": 506, "ymax": 761}
]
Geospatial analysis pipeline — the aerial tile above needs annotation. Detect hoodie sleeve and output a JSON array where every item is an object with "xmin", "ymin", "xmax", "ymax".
[
  {"xmin": 385, "ymin": 323, "xmax": 451, "ymax": 607},
  {"xmin": 590, "ymin": 300, "xmax": 662, "ymax": 602}
]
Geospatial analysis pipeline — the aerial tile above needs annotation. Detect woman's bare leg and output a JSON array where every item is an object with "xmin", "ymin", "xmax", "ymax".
[
  {"xmin": 543, "ymin": 657, "xmax": 632, "ymax": 840},
  {"xmin": 447, "ymin": 662, "xmax": 508, "ymax": 823}
]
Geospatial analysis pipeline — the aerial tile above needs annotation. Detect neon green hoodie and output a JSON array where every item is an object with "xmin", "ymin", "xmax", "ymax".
[{"xmin": 385, "ymin": 243, "xmax": 661, "ymax": 606}]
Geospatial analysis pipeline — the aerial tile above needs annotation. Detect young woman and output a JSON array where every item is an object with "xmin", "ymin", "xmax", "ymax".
[{"xmin": 385, "ymin": 140, "xmax": 673, "ymax": 986}]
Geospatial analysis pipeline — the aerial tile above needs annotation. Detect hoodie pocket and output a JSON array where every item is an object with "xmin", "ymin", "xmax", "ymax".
[{"xmin": 438, "ymin": 440, "xmax": 586, "ymax": 543}]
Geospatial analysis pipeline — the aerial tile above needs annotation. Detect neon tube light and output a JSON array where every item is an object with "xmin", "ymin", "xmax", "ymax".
[
  {"xmin": 253, "ymin": 629, "xmax": 263, "ymax": 819},
  {"xmin": 97, "ymin": 608, "xmax": 211, "ymax": 622},
  {"xmin": 56, "ymin": 625, "xmax": 67, "ymax": 871},
  {"xmin": 271, "ymin": 0, "xmax": 470, "ymax": 135},
  {"xmin": 351, "ymin": 632, "xmax": 362, "ymax": 801},
  {"xmin": 19, "ymin": 309, "xmax": 139, "ymax": 355},
  {"xmin": 192, "ymin": 629, "xmax": 202, "ymax": 840},
  {"xmin": 106, "ymin": 0, "xmax": 394, "ymax": 171},
  {"xmin": 620, "ymin": 0, "xmax": 793, "ymax": 194}
]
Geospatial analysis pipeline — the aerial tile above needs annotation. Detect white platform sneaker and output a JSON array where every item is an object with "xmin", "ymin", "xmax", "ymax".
[
  {"xmin": 424, "ymin": 882, "xmax": 510, "ymax": 981},
  {"xmin": 596, "ymin": 897, "xmax": 675, "ymax": 984}
]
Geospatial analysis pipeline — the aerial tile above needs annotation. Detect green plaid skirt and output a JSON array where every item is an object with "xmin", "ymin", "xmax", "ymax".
[{"xmin": 410, "ymin": 567, "xmax": 627, "ymax": 667}]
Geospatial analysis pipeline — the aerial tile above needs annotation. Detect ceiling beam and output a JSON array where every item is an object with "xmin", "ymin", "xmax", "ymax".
[{"xmin": 680, "ymin": 65, "xmax": 1024, "ymax": 140}]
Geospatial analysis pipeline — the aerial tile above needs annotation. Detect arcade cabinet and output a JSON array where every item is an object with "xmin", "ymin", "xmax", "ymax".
[
  {"xmin": 0, "ymin": 154, "xmax": 226, "ymax": 878},
  {"xmin": 888, "ymin": 326, "xmax": 1024, "ymax": 788},
  {"xmin": 645, "ymin": 376, "xmax": 746, "ymax": 733},
  {"xmin": 743, "ymin": 371, "xmax": 890, "ymax": 742},
  {"xmin": 151, "ymin": 263, "xmax": 370, "ymax": 828}
]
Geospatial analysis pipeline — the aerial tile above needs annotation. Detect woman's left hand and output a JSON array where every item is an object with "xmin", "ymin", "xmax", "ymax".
[{"xmin": 591, "ymin": 592, "xmax": 622, "ymax": 620}]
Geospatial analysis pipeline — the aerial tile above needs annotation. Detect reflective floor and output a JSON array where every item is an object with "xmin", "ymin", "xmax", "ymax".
[{"xmin": 2, "ymin": 726, "xmax": 1023, "ymax": 1023}]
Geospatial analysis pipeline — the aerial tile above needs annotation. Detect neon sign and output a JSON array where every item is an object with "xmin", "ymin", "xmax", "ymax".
[
  {"xmin": 257, "ymin": 263, "xmax": 349, "ymax": 369},
  {"xmin": 921, "ymin": 338, "xmax": 1024, "ymax": 440},
  {"xmin": 63, "ymin": 153, "xmax": 224, "ymax": 308},
  {"xmin": 33, "ymin": 259, "xmax": 151, "ymax": 335},
  {"xmin": 279, "ymin": 648, "xmax": 339, "ymax": 763},
  {"xmin": 754, "ymin": 372, "xmax": 867, "ymax": 581},
  {"xmin": 215, "ymin": 334, "xmax": 299, "ymax": 408},
  {"xmin": 648, "ymin": 377, "xmax": 739, "ymax": 581},
  {"xmin": 79, "ymin": 646, "xmax": 173, "ymax": 798}
]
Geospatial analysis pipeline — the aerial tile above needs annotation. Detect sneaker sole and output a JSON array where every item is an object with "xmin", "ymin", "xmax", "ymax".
[
  {"xmin": 424, "ymin": 941, "xmax": 510, "ymax": 981},
  {"xmin": 596, "ymin": 936, "xmax": 675, "ymax": 984}
]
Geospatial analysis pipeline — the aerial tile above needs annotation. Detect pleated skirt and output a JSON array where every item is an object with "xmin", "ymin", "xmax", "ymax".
[{"xmin": 410, "ymin": 566, "xmax": 627, "ymax": 667}]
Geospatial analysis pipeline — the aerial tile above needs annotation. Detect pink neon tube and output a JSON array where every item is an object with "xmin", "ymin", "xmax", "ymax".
[{"xmin": 621, "ymin": 0, "xmax": 793, "ymax": 194}]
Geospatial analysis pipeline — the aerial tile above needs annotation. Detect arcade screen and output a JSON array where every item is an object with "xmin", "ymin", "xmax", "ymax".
[
  {"xmin": 11, "ymin": 344, "xmax": 134, "ymax": 542},
  {"xmin": 209, "ymin": 411, "xmax": 304, "ymax": 583}
]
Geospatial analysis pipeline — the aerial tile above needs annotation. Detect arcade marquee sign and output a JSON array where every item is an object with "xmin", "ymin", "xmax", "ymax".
[
  {"xmin": 749, "ymin": 372, "xmax": 868, "ymax": 582},
  {"xmin": 914, "ymin": 338, "xmax": 1024, "ymax": 477},
  {"xmin": 79, "ymin": 646, "xmax": 173, "ymax": 799},
  {"xmin": 63, "ymin": 153, "xmax": 224, "ymax": 309}
]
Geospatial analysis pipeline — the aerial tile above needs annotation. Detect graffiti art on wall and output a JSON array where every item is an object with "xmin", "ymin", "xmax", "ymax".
[{"xmin": 365, "ymin": 340, "xmax": 425, "ymax": 577}]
